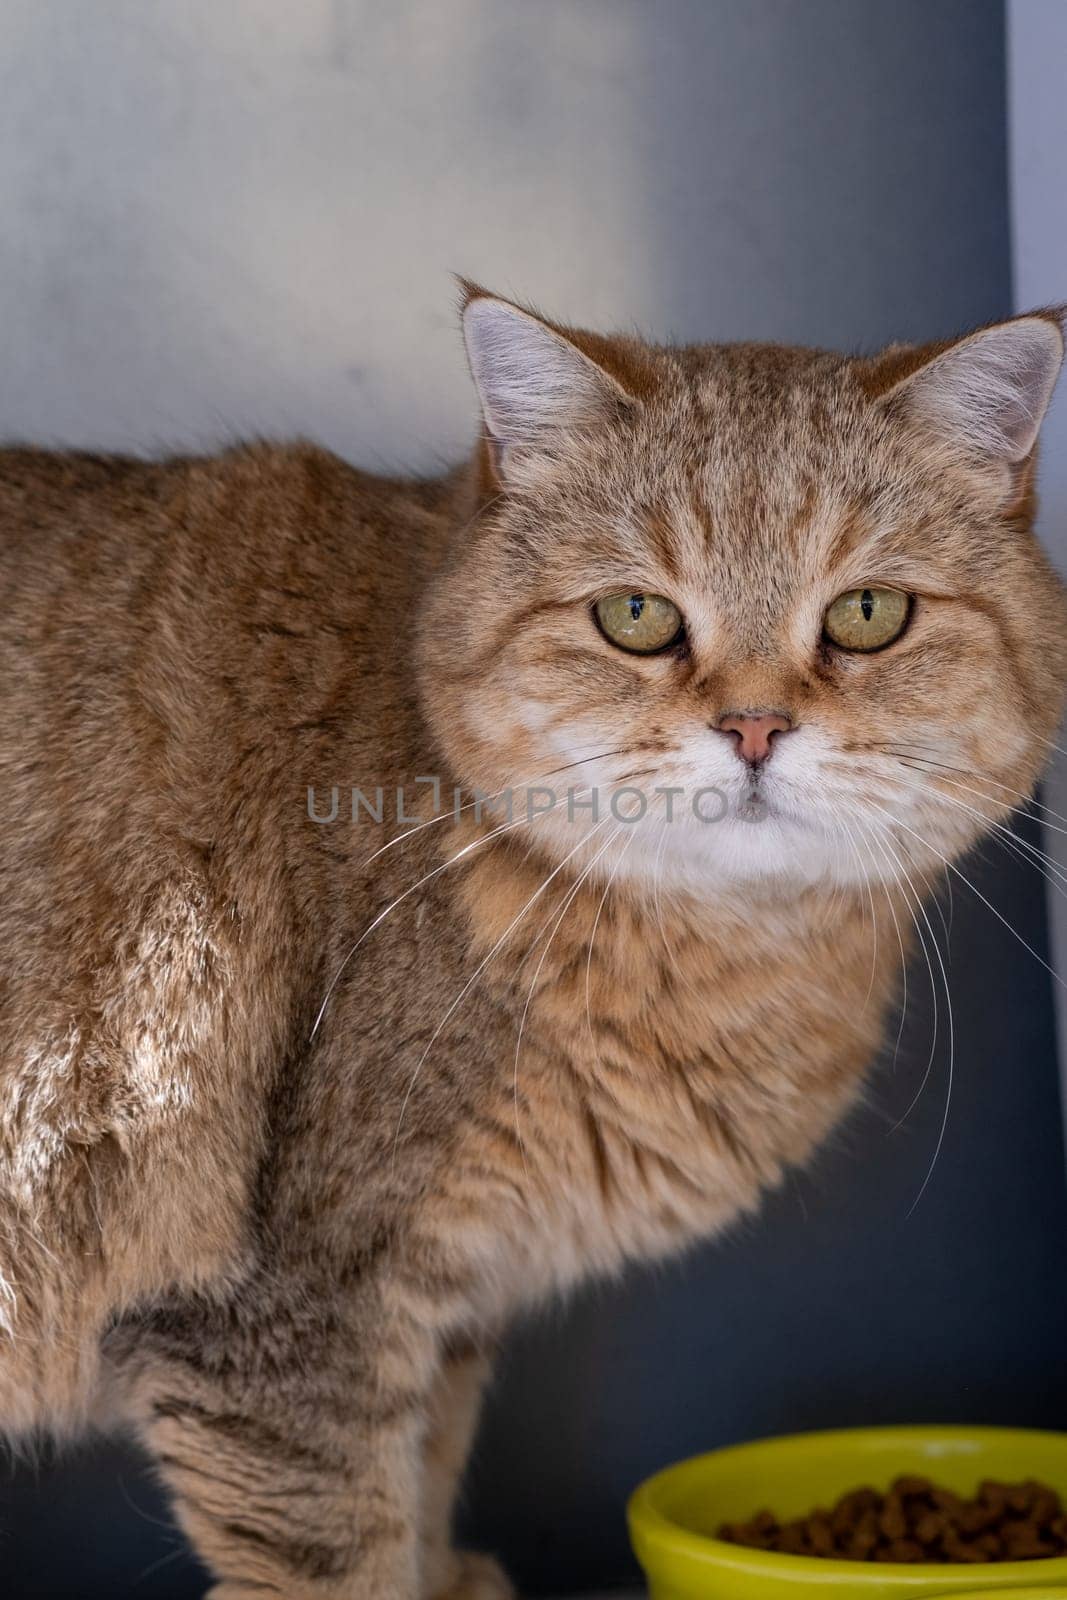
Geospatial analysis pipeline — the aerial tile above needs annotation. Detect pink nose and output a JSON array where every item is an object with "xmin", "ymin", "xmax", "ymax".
[{"xmin": 716, "ymin": 711, "xmax": 792, "ymax": 766}]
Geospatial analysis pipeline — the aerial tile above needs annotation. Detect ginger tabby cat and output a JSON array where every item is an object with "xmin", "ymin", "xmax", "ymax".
[{"xmin": 0, "ymin": 284, "xmax": 1064, "ymax": 1597}]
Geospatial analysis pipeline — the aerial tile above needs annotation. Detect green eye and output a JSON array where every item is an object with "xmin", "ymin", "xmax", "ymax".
[
  {"xmin": 823, "ymin": 587, "xmax": 911, "ymax": 652},
  {"xmin": 595, "ymin": 592, "xmax": 683, "ymax": 654}
]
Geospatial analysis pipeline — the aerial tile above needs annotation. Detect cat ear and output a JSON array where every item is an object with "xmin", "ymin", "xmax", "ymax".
[
  {"xmin": 881, "ymin": 313, "xmax": 1064, "ymax": 469},
  {"xmin": 460, "ymin": 285, "xmax": 634, "ymax": 467}
]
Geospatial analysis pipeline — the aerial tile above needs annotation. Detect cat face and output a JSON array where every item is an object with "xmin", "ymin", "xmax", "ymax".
[{"xmin": 420, "ymin": 292, "xmax": 1067, "ymax": 898}]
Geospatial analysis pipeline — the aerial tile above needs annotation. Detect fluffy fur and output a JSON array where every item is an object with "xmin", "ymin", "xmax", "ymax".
[{"xmin": 0, "ymin": 289, "xmax": 1063, "ymax": 1597}]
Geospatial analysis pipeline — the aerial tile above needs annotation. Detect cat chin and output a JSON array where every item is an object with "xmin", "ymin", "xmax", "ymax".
[
  {"xmin": 628, "ymin": 817, "xmax": 883, "ymax": 894},
  {"xmin": 532, "ymin": 807, "xmax": 904, "ymax": 898}
]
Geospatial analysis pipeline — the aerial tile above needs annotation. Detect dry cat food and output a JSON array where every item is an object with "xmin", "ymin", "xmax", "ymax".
[{"xmin": 719, "ymin": 1475, "xmax": 1067, "ymax": 1563}]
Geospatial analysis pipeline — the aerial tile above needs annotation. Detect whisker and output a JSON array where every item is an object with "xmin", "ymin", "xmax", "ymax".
[
  {"xmin": 390, "ymin": 819, "xmax": 612, "ymax": 1158},
  {"xmin": 863, "ymin": 818, "xmax": 941, "ymax": 1127},
  {"xmin": 865, "ymin": 799, "xmax": 1067, "ymax": 995},
  {"xmin": 861, "ymin": 754, "xmax": 1067, "ymax": 919},
  {"xmin": 649, "ymin": 820, "xmax": 705, "ymax": 1000},
  {"xmin": 134, "ymin": 1546, "xmax": 186, "ymax": 1587},
  {"xmin": 1031, "ymin": 730, "xmax": 1067, "ymax": 762},
  {"xmin": 874, "ymin": 745, "xmax": 1067, "ymax": 830},
  {"xmin": 585, "ymin": 829, "xmax": 637, "ymax": 1065},
  {"xmin": 896, "ymin": 757, "xmax": 1067, "ymax": 841},
  {"xmin": 837, "ymin": 815, "xmax": 879, "ymax": 1012},
  {"xmin": 857, "ymin": 813, "xmax": 955, "ymax": 1213},
  {"xmin": 511, "ymin": 826, "xmax": 623, "ymax": 1163},
  {"xmin": 360, "ymin": 748, "xmax": 633, "ymax": 866},
  {"xmin": 886, "ymin": 772, "xmax": 1067, "ymax": 901},
  {"xmin": 310, "ymin": 808, "xmax": 542, "ymax": 1037},
  {"xmin": 851, "ymin": 815, "xmax": 909, "ymax": 1068},
  {"xmin": 867, "ymin": 828, "xmax": 937, "ymax": 1116},
  {"xmin": 826, "ymin": 826, "xmax": 853, "ymax": 923},
  {"xmin": 885, "ymin": 826, "xmax": 952, "ymax": 951}
]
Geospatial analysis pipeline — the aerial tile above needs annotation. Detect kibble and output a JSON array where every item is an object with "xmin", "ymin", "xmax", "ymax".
[{"xmin": 718, "ymin": 1475, "xmax": 1067, "ymax": 1563}]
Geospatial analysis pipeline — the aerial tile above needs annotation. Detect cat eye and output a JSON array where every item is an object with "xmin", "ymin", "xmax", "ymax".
[
  {"xmin": 823, "ymin": 587, "xmax": 911, "ymax": 652},
  {"xmin": 594, "ymin": 592, "xmax": 684, "ymax": 654}
]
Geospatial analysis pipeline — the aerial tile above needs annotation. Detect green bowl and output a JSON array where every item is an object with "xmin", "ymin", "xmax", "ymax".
[{"xmin": 627, "ymin": 1426, "xmax": 1067, "ymax": 1598}]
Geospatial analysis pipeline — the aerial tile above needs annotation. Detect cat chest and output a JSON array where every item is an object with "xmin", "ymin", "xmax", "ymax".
[
  {"xmin": 429, "ymin": 863, "xmax": 891, "ymax": 1315},
  {"xmin": 439, "ymin": 979, "xmax": 876, "ymax": 1315}
]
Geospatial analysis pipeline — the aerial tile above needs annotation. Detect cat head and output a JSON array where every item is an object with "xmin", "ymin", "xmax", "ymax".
[{"xmin": 418, "ymin": 285, "xmax": 1067, "ymax": 898}]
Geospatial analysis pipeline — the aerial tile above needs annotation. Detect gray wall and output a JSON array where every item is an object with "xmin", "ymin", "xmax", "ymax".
[
  {"xmin": 4, "ymin": 4, "xmax": 1067, "ymax": 1598},
  {"xmin": 0, "ymin": 0, "xmax": 1014, "ymax": 465},
  {"xmin": 1008, "ymin": 0, "xmax": 1067, "ymax": 1129}
]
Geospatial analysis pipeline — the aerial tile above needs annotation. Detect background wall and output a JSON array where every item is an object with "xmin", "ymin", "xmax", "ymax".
[
  {"xmin": 1008, "ymin": 0, "xmax": 1067, "ymax": 1135},
  {"xmin": 3, "ymin": 3, "xmax": 1067, "ymax": 1597},
  {"xmin": 0, "ymin": 0, "xmax": 1015, "ymax": 468}
]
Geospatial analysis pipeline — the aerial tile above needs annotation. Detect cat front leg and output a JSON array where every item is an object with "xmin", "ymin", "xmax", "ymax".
[
  {"xmin": 421, "ymin": 1338, "xmax": 513, "ymax": 1600},
  {"xmin": 117, "ymin": 1284, "xmax": 437, "ymax": 1600}
]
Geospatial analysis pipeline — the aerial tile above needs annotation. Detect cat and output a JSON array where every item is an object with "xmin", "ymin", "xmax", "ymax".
[{"xmin": 0, "ymin": 281, "xmax": 1064, "ymax": 1599}]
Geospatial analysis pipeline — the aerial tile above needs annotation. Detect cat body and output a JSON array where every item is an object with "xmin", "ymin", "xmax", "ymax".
[{"xmin": 0, "ymin": 291, "xmax": 1064, "ymax": 1597}]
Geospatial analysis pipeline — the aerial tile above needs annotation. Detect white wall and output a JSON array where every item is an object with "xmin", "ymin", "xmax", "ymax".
[{"xmin": 1008, "ymin": 0, "xmax": 1067, "ymax": 1105}]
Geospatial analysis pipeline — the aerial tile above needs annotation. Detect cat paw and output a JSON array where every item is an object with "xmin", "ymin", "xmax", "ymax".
[{"xmin": 429, "ymin": 1549, "xmax": 516, "ymax": 1599}]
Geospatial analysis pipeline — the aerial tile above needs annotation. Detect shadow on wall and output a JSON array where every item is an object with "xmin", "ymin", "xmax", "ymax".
[{"xmin": 635, "ymin": 0, "xmax": 1010, "ymax": 347}]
